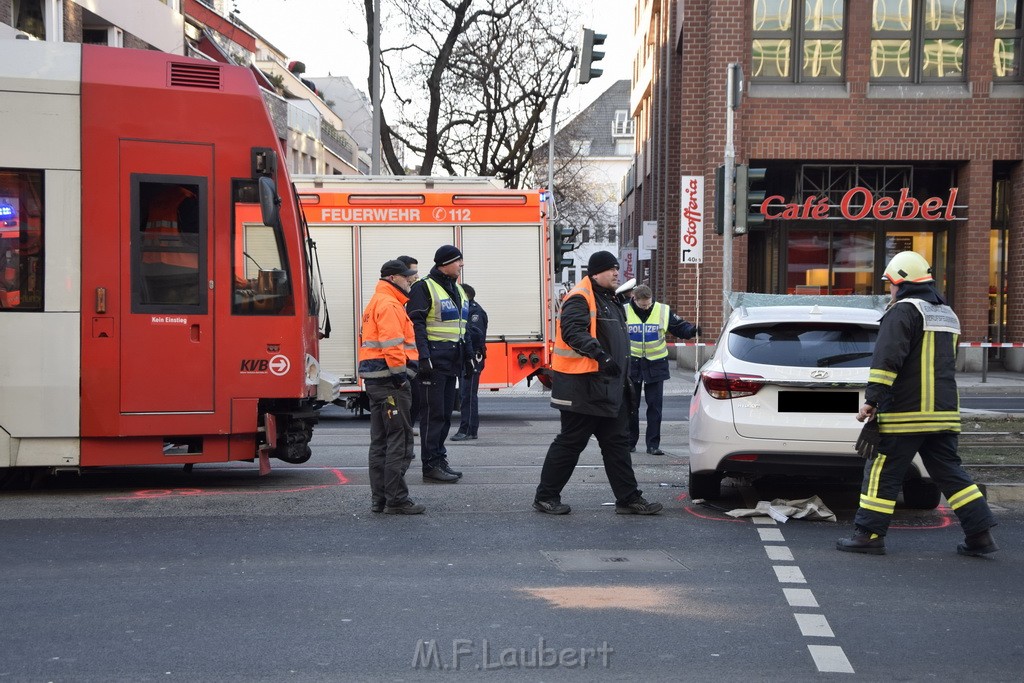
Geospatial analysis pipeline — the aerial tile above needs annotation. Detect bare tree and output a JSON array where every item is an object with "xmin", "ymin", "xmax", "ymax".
[{"xmin": 363, "ymin": 0, "xmax": 578, "ymax": 186}]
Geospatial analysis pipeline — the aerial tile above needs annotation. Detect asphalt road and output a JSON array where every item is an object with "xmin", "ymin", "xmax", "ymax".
[{"xmin": 1, "ymin": 403, "xmax": 1021, "ymax": 681}]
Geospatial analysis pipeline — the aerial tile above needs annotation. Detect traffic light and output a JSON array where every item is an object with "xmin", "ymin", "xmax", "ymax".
[
  {"xmin": 734, "ymin": 164, "xmax": 767, "ymax": 234},
  {"xmin": 714, "ymin": 164, "xmax": 727, "ymax": 235},
  {"xmin": 555, "ymin": 225, "xmax": 576, "ymax": 272},
  {"xmin": 576, "ymin": 28, "xmax": 606, "ymax": 84}
]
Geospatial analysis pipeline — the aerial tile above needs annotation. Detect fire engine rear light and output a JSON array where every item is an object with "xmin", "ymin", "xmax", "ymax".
[
  {"xmin": 701, "ymin": 370, "xmax": 765, "ymax": 399},
  {"xmin": 298, "ymin": 194, "xmax": 320, "ymax": 204}
]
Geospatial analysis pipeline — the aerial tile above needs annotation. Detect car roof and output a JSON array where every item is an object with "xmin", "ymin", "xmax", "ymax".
[{"xmin": 729, "ymin": 305, "xmax": 882, "ymax": 327}]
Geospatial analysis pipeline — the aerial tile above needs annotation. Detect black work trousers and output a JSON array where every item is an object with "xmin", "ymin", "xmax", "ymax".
[
  {"xmin": 366, "ymin": 382, "xmax": 414, "ymax": 507},
  {"xmin": 419, "ymin": 372, "xmax": 458, "ymax": 472},
  {"xmin": 854, "ymin": 431, "xmax": 996, "ymax": 536},
  {"xmin": 629, "ymin": 379, "xmax": 664, "ymax": 451},
  {"xmin": 535, "ymin": 400, "xmax": 643, "ymax": 505},
  {"xmin": 457, "ymin": 369, "xmax": 482, "ymax": 436}
]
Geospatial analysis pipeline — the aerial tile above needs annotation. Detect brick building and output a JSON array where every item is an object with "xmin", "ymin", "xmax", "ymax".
[{"xmin": 622, "ymin": 0, "xmax": 1024, "ymax": 370}]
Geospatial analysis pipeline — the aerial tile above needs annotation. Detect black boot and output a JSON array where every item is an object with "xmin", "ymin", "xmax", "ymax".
[
  {"xmin": 957, "ymin": 529, "xmax": 998, "ymax": 557},
  {"xmin": 836, "ymin": 527, "xmax": 886, "ymax": 555}
]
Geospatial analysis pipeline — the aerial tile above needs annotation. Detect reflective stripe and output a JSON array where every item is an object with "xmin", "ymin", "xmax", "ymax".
[
  {"xmin": 869, "ymin": 368, "xmax": 897, "ymax": 385},
  {"xmin": 361, "ymin": 336, "xmax": 404, "ymax": 349},
  {"xmin": 867, "ymin": 454, "xmax": 886, "ymax": 498},
  {"xmin": 879, "ymin": 410, "xmax": 961, "ymax": 422},
  {"xmin": 948, "ymin": 484, "xmax": 984, "ymax": 510},
  {"xmin": 552, "ymin": 346, "xmax": 585, "ymax": 358},
  {"xmin": 880, "ymin": 422, "xmax": 961, "ymax": 434},
  {"xmin": 626, "ymin": 302, "xmax": 669, "ymax": 359},
  {"xmin": 920, "ymin": 331, "xmax": 935, "ymax": 413},
  {"xmin": 859, "ymin": 493, "xmax": 896, "ymax": 515},
  {"xmin": 424, "ymin": 278, "xmax": 468, "ymax": 342}
]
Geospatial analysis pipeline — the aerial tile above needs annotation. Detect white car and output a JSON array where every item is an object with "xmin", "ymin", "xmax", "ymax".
[{"xmin": 688, "ymin": 303, "xmax": 938, "ymax": 507}]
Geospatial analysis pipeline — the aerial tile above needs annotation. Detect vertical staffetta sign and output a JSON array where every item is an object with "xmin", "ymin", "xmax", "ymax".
[{"xmin": 680, "ymin": 175, "xmax": 704, "ymax": 264}]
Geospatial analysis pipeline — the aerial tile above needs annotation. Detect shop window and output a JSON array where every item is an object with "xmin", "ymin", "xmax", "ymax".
[
  {"xmin": 786, "ymin": 230, "xmax": 874, "ymax": 295},
  {"xmin": 995, "ymin": 0, "xmax": 1023, "ymax": 80},
  {"xmin": 232, "ymin": 180, "xmax": 293, "ymax": 316},
  {"xmin": 871, "ymin": 0, "xmax": 968, "ymax": 82},
  {"xmin": 752, "ymin": 0, "xmax": 846, "ymax": 82},
  {"xmin": 0, "ymin": 169, "xmax": 44, "ymax": 311},
  {"xmin": 989, "ymin": 177, "xmax": 1010, "ymax": 343},
  {"xmin": 133, "ymin": 177, "xmax": 206, "ymax": 312}
]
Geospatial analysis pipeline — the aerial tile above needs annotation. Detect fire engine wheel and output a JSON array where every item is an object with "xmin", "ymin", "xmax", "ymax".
[{"xmin": 274, "ymin": 420, "xmax": 314, "ymax": 464}]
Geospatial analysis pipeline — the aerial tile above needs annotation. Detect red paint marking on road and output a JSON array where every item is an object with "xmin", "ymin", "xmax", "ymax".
[
  {"xmin": 676, "ymin": 492, "xmax": 746, "ymax": 523},
  {"xmin": 890, "ymin": 505, "xmax": 956, "ymax": 531},
  {"xmin": 105, "ymin": 468, "xmax": 350, "ymax": 500}
]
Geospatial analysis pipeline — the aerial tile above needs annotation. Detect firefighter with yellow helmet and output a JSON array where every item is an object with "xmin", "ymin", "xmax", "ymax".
[{"xmin": 837, "ymin": 251, "xmax": 998, "ymax": 556}]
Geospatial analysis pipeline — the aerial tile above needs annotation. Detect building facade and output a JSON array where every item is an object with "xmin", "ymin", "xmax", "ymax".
[
  {"xmin": 549, "ymin": 79, "xmax": 635, "ymax": 286},
  {"xmin": 623, "ymin": 0, "xmax": 1024, "ymax": 369}
]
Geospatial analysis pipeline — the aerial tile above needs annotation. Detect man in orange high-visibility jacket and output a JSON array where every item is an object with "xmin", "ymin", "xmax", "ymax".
[
  {"xmin": 533, "ymin": 250, "xmax": 662, "ymax": 516},
  {"xmin": 357, "ymin": 259, "xmax": 426, "ymax": 515}
]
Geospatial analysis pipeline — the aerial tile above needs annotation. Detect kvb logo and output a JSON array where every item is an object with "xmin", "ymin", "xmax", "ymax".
[{"xmin": 239, "ymin": 354, "xmax": 290, "ymax": 375}]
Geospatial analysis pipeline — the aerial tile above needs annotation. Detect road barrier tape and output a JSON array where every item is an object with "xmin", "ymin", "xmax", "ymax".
[
  {"xmin": 958, "ymin": 342, "xmax": 1024, "ymax": 348},
  {"xmin": 670, "ymin": 342, "xmax": 716, "ymax": 347}
]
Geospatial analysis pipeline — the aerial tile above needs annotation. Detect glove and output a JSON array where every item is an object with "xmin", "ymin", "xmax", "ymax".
[
  {"xmin": 416, "ymin": 358, "xmax": 435, "ymax": 385},
  {"xmin": 693, "ymin": 326, "xmax": 702, "ymax": 337},
  {"xmin": 596, "ymin": 353, "xmax": 621, "ymax": 378},
  {"xmin": 390, "ymin": 373, "xmax": 409, "ymax": 389},
  {"xmin": 463, "ymin": 355, "xmax": 479, "ymax": 376},
  {"xmin": 855, "ymin": 419, "xmax": 880, "ymax": 460}
]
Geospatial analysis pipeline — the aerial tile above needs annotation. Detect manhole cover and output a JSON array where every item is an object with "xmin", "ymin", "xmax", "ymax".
[{"xmin": 541, "ymin": 549, "xmax": 688, "ymax": 572}]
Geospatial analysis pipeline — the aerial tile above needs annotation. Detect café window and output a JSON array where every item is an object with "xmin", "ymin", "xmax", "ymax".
[
  {"xmin": 871, "ymin": 0, "xmax": 968, "ymax": 82},
  {"xmin": 995, "ymin": 0, "xmax": 1024, "ymax": 80},
  {"xmin": 752, "ymin": 0, "xmax": 846, "ymax": 82},
  {"xmin": 0, "ymin": 169, "xmax": 44, "ymax": 311}
]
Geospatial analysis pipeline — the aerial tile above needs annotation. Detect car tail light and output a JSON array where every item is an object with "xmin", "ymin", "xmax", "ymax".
[
  {"xmin": 725, "ymin": 454, "xmax": 760, "ymax": 462},
  {"xmin": 701, "ymin": 371, "xmax": 765, "ymax": 399}
]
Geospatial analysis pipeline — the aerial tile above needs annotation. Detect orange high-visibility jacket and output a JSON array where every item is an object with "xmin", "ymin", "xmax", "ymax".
[
  {"xmin": 357, "ymin": 279, "xmax": 419, "ymax": 383},
  {"xmin": 551, "ymin": 277, "xmax": 598, "ymax": 374}
]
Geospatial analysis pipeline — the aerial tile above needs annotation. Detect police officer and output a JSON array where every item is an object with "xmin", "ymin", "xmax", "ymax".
[
  {"xmin": 837, "ymin": 251, "xmax": 997, "ymax": 556},
  {"xmin": 407, "ymin": 245, "xmax": 477, "ymax": 482},
  {"xmin": 626, "ymin": 284, "xmax": 699, "ymax": 455},
  {"xmin": 533, "ymin": 251, "xmax": 662, "ymax": 515},
  {"xmin": 453, "ymin": 284, "xmax": 488, "ymax": 441}
]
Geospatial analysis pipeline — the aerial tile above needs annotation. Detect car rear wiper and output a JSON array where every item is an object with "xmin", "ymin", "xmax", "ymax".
[{"xmin": 816, "ymin": 352, "xmax": 873, "ymax": 367}]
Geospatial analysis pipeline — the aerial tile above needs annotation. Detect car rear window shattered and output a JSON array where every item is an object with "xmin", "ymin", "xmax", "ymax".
[{"xmin": 729, "ymin": 323, "xmax": 877, "ymax": 368}]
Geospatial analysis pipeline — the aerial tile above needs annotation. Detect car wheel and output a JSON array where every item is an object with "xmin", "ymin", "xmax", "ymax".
[
  {"xmin": 901, "ymin": 478, "xmax": 941, "ymax": 510},
  {"xmin": 688, "ymin": 467, "xmax": 723, "ymax": 500}
]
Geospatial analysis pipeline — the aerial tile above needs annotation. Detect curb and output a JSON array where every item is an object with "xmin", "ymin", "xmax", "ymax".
[{"xmin": 981, "ymin": 483, "xmax": 1024, "ymax": 507}]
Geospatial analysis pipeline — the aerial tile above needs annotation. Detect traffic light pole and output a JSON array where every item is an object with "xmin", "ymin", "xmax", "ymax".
[
  {"xmin": 722, "ymin": 63, "xmax": 738, "ymax": 323},
  {"xmin": 546, "ymin": 49, "xmax": 577, "ymax": 344}
]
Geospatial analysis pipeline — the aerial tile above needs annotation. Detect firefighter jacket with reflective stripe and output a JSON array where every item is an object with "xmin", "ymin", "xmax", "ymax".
[
  {"xmin": 626, "ymin": 302, "xmax": 669, "ymax": 360},
  {"xmin": 552, "ymin": 279, "xmax": 598, "ymax": 374},
  {"xmin": 550, "ymin": 278, "xmax": 630, "ymax": 417},
  {"xmin": 357, "ymin": 279, "xmax": 418, "ymax": 385},
  {"xmin": 142, "ymin": 186, "xmax": 199, "ymax": 269},
  {"xmin": 407, "ymin": 267, "xmax": 473, "ymax": 375},
  {"xmin": 866, "ymin": 294, "xmax": 961, "ymax": 435}
]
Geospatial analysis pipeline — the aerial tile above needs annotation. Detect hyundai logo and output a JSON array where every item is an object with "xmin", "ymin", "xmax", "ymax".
[{"xmin": 810, "ymin": 369, "xmax": 830, "ymax": 379}]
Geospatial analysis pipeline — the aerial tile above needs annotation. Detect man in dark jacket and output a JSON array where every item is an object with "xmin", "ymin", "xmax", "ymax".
[
  {"xmin": 627, "ymin": 284, "xmax": 700, "ymax": 455},
  {"xmin": 407, "ymin": 245, "xmax": 477, "ymax": 482},
  {"xmin": 837, "ymin": 251, "xmax": 997, "ymax": 556},
  {"xmin": 533, "ymin": 250, "xmax": 663, "ymax": 515},
  {"xmin": 453, "ymin": 284, "xmax": 488, "ymax": 441}
]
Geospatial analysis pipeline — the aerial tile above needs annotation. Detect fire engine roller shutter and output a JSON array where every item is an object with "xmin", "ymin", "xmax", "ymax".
[
  {"xmin": 308, "ymin": 225, "xmax": 356, "ymax": 381},
  {"xmin": 461, "ymin": 225, "xmax": 543, "ymax": 339},
  {"xmin": 240, "ymin": 224, "xmax": 281, "ymax": 278},
  {"xmin": 357, "ymin": 225, "xmax": 455, "ymax": 307}
]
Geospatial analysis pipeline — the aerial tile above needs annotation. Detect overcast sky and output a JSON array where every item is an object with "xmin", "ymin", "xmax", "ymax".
[{"xmin": 229, "ymin": 0, "xmax": 635, "ymax": 117}]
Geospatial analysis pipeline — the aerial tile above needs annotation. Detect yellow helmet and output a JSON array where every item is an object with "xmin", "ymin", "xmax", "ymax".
[{"xmin": 882, "ymin": 251, "xmax": 933, "ymax": 285}]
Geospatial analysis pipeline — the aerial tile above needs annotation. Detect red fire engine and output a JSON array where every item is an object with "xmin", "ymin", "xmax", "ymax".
[
  {"xmin": 0, "ymin": 41, "xmax": 323, "ymax": 485},
  {"xmin": 292, "ymin": 176, "xmax": 552, "ymax": 407}
]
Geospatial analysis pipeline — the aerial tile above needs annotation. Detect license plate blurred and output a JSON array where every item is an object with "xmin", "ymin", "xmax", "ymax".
[{"xmin": 778, "ymin": 391, "xmax": 859, "ymax": 413}]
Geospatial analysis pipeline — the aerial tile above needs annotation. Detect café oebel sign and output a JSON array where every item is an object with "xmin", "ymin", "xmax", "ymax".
[{"xmin": 760, "ymin": 187, "xmax": 960, "ymax": 221}]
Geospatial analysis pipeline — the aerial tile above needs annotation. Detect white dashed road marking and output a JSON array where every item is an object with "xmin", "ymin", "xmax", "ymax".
[
  {"xmin": 807, "ymin": 645, "xmax": 855, "ymax": 673},
  {"xmin": 752, "ymin": 515, "xmax": 855, "ymax": 674}
]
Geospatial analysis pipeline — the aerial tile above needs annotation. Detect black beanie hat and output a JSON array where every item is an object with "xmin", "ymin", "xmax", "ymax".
[
  {"xmin": 587, "ymin": 250, "xmax": 619, "ymax": 276},
  {"xmin": 434, "ymin": 244, "xmax": 463, "ymax": 266}
]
